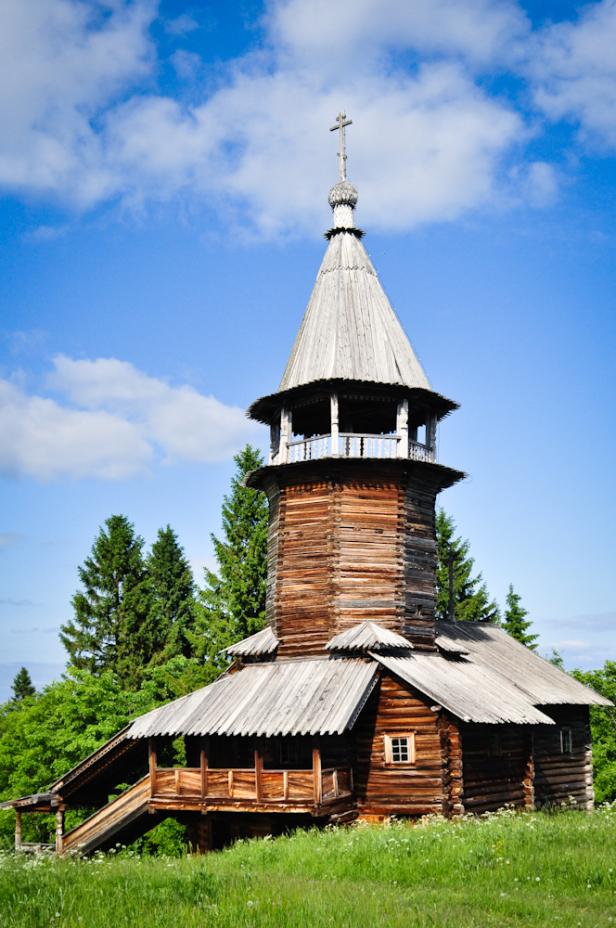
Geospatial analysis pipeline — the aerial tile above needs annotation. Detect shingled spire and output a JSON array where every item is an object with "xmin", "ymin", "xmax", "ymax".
[{"xmin": 279, "ymin": 117, "xmax": 431, "ymax": 393}]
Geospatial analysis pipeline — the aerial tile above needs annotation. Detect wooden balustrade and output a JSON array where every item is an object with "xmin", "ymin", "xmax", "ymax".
[
  {"xmin": 152, "ymin": 766, "xmax": 352, "ymax": 805},
  {"xmin": 285, "ymin": 433, "xmax": 435, "ymax": 464}
]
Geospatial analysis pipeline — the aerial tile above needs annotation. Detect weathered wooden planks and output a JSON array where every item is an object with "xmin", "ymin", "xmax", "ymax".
[{"xmin": 533, "ymin": 707, "xmax": 594, "ymax": 809}]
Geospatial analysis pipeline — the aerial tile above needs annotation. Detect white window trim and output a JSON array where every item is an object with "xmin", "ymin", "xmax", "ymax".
[{"xmin": 384, "ymin": 732, "xmax": 416, "ymax": 766}]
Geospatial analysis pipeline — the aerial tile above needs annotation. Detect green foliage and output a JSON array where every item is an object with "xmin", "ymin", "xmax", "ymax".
[
  {"xmin": 147, "ymin": 526, "xmax": 196, "ymax": 661},
  {"xmin": 1, "ymin": 809, "xmax": 615, "ymax": 927},
  {"xmin": 502, "ymin": 584, "xmax": 538, "ymax": 649},
  {"xmin": 573, "ymin": 662, "xmax": 616, "ymax": 803},
  {"xmin": 60, "ymin": 515, "xmax": 153, "ymax": 688},
  {"xmin": 10, "ymin": 668, "xmax": 35, "ymax": 701},
  {"xmin": 192, "ymin": 446, "xmax": 268, "ymax": 664},
  {"xmin": 435, "ymin": 510, "xmax": 499, "ymax": 623}
]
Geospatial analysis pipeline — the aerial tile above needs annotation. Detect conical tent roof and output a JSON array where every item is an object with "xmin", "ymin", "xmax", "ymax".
[{"xmin": 279, "ymin": 194, "xmax": 430, "ymax": 392}]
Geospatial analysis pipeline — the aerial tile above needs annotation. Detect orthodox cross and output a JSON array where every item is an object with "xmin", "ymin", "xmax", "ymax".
[{"xmin": 330, "ymin": 112, "xmax": 352, "ymax": 181}]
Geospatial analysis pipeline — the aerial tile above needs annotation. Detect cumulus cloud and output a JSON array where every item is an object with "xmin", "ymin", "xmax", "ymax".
[
  {"xmin": 530, "ymin": 0, "xmax": 616, "ymax": 148},
  {"xmin": 0, "ymin": 356, "xmax": 258, "ymax": 481},
  {"xmin": 2, "ymin": 0, "xmax": 616, "ymax": 233}
]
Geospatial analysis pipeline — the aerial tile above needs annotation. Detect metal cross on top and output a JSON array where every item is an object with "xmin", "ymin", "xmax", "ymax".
[{"xmin": 330, "ymin": 112, "xmax": 352, "ymax": 181}]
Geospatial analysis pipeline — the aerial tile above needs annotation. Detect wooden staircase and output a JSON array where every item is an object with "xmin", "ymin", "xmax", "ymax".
[{"xmin": 62, "ymin": 775, "xmax": 159, "ymax": 855}]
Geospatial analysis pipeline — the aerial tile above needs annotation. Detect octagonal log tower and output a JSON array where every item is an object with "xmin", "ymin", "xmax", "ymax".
[{"xmin": 248, "ymin": 154, "xmax": 464, "ymax": 657}]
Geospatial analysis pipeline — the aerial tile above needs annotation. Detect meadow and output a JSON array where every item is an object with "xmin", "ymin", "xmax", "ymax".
[{"xmin": 1, "ymin": 806, "xmax": 615, "ymax": 928}]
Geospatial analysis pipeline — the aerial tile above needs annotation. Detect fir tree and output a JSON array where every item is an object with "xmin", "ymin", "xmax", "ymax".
[
  {"xmin": 11, "ymin": 667, "xmax": 35, "ymax": 701},
  {"xmin": 147, "ymin": 525, "xmax": 196, "ymax": 660},
  {"xmin": 502, "ymin": 584, "xmax": 538, "ymax": 649},
  {"xmin": 193, "ymin": 446, "xmax": 268, "ymax": 662},
  {"xmin": 60, "ymin": 515, "xmax": 153, "ymax": 688},
  {"xmin": 435, "ymin": 509, "xmax": 499, "ymax": 623}
]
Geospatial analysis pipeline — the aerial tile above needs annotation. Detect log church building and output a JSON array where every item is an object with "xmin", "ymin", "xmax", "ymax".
[{"xmin": 4, "ymin": 115, "xmax": 610, "ymax": 854}]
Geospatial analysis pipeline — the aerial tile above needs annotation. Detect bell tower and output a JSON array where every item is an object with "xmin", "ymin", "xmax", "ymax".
[{"xmin": 247, "ymin": 114, "xmax": 463, "ymax": 656}]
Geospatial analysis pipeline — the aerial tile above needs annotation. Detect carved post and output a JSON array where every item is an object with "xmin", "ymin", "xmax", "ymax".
[
  {"xmin": 148, "ymin": 738, "xmax": 157, "ymax": 796},
  {"xmin": 14, "ymin": 810, "xmax": 22, "ymax": 851},
  {"xmin": 426, "ymin": 414, "xmax": 437, "ymax": 455},
  {"xmin": 396, "ymin": 399, "xmax": 409, "ymax": 458},
  {"xmin": 312, "ymin": 744, "xmax": 322, "ymax": 806},
  {"xmin": 200, "ymin": 743, "xmax": 209, "ymax": 799},
  {"xmin": 55, "ymin": 808, "xmax": 65, "ymax": 855},
  {"xmin": 269, "ymin": 421, "xmax": 281, "ymax": 465},
  {"xmin": 280, "ymin": 408, "xmax": 292, "ymax": 464},
  {"xmin": 330, "ymin": 393, "xmax": 339, "ymax": 456},
  {"xmin": 254, "ymin": 745, "xmax": 263, "ymax": 801}
]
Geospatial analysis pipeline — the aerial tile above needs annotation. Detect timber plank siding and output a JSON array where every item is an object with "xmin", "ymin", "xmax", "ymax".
[{"xmin": 533, "ymin": 707, "xmax": 594, "ymax": 809}]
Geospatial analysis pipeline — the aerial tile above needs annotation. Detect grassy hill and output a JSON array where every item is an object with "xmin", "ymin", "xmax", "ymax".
[{"xmin": 1, "ymin": 806, "xmax": 615, "ymax": 927}]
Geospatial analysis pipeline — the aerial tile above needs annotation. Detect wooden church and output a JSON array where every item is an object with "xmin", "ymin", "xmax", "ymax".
[{"xmin": 4, "ymin": 115, "xmax": 610, "ymax": 854}]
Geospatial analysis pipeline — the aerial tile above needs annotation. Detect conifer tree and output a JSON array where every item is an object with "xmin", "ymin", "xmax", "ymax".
[
  {"xmin": 193, "ymin": 446, "xmax": 268, "ymax": 662},
  {"xmin": 11, "ymin": 667, "xmax": 35, "ymax": 701},
  {"xmin": 502, "ymin": 583, "xmax": 538, "ymax": 649},
  {"xmin": 147, "ymin": 525, "xmax": 196, "ymax": 660},
  {"xmin": 60, "ymin": 515, "xmax": 153, "ymax": 687},
  {"xmin": 435, "ymin": 509, "xmax": 499, "ymax": 623}
]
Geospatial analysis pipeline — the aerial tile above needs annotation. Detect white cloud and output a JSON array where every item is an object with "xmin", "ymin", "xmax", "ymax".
[
  {"xmin": 0, "ymin": 0, "xmax": 154, "ymax": 205},
  {"xmin": 269, "ymin": 0, "xmax": 529, "ymax": 69},
  {"xmin": 0, "ymin": 356, "xmax": 258, "ymax": 481},
  {"xmin": 530, "ymin": 0, "xmax": 616, "ymax": 148}
]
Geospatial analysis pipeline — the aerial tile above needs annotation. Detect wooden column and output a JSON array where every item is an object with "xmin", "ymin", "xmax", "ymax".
[
  {"xmin": 396, "ymin": 399, "xmax": 409, "ymax": 458},
  {"xmin": 312, "ymin": 744, "xmax": 322, "ymax": 806},
  {"xmin": 14, "ymin": 810, "xmax": 22, "ymax": 851},
  {"xmin": 148, "ymin": 738, "xmax": 157, "ymax": 796},
  {"xmin": 330, "ymin": 393, "xmax": 339, "ymax": 456},
  {"xmin": 200, "ymin": 742, "xmax": 209, "ymax": 799},
  {"xmin": 523, "ymin": 733, "xmax": 536, "ymax": 811},
  {"xmin": 280, "ymin": 408, "xmax": 292, "ymax": 463},
  {"xmin": 426, "ymin": 414, "xmax": 437, "ymax": 453},
  {"xmin": 269, "ymin": 421, "xmax": 280, "ymax": 465},
  {"xmin": 254, "ymin": 745, "xmax": 263, "ymax": 801},
  {"xmin": 55, "ymin": 808, "xmax": 65, "ymax": 855}
]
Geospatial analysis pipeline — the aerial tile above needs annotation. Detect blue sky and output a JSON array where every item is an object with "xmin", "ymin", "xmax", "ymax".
[{"xmin": 1, "ymin": 0, "xmax": 615, "ymax": 699}]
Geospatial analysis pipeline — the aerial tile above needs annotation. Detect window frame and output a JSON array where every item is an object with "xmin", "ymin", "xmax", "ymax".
[
  {"xmin": 560, "ymin": 727, "xmax": 573, "ymax": 755},
  {"xmin": 383, "ymin": 732, "xmax": 416, "ymax": 766}
]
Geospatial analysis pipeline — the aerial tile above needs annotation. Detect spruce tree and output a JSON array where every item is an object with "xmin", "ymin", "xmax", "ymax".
[
  {"xmin": 435, "ymin": 509, "xmax": 499, "ymax": 623},
  {"xmin": 502, "ymin": 583, "xmax": 538, "ymax": 649},
  {"xmin": 11, "ymin": 667, "xmax": 35, "ymax": 700},
  {"xmin": 147, "ymin": 525, "xmax": 196, "ymax": 660},
  {"xmin": 60, "ymin": 515, "xmax": 153, "ymax": 687},
  {"xmin": 193, "ymin": 446, "xmax": 268, "ymax": 662}
]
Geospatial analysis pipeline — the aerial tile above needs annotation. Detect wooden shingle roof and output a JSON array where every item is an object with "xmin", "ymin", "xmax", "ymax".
[{"xmin": 279, "ymin": 229, "xmax": 431, "ymax": 392}]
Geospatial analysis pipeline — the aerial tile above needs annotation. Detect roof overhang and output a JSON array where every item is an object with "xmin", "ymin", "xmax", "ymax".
[{"xmin": 248, "ymin": 380, "xmax": 458, "ymax": 425}]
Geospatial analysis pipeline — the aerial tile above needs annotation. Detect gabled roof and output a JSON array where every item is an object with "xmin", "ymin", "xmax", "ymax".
[
  {"xmin": 373, "ymin": 651, "xmax": 555, "ymax": 725},
  {"xmin": 279, "ymin": 229, "xmax": 431, "ymax": 392},
  {"xmin": 326, "ymin": 621, "xmax": 413, "ymax": 653},
  {"xmin": 126, "ymin": 658, "xmax": 378, "ymax": 738},
  {"xmin": 435, "ymin": 622, "xmax": 611, "ymax": 707},
  {"xmin": 226, "ymin": 625, "xmax": 278, "ymax": 657}
]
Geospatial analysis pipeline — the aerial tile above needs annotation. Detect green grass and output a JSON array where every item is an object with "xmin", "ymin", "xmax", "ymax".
[{"xmin": 1, "ymin": 806, "xmax": 616, "ymax": 927}]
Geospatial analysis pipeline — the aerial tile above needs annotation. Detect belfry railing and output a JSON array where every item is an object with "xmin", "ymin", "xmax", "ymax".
[{"xmin": 285, "ymin": 433, "xmax": 435, "ymax": 464}]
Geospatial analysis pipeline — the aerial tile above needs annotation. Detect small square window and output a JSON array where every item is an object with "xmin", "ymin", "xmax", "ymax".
[
  {"xmin": 560, "ymin": 727, "xmax": 573, "ymax": 754},
  {"xmin": 384, "ymin": 733, "xmax": 415, "ymax": 765}
]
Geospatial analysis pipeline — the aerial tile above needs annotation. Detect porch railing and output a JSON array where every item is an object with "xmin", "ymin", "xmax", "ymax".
[{"xmin": 153, "ymin": 766, "xmax": 352, "ymax": 805}]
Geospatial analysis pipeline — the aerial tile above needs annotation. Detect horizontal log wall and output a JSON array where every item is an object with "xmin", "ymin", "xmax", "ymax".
[
  {"xmin": 460, "ymin": 724, "xmax": 530, "ymax": 813},
  {"xmin": 266, "ymin": 465, "xmax": 442, "ymax": 655},
  {"xmin": 354, "ymin": 673, "xmax": 445, "ymax": 816},
  {"xmin": 533, "ymin": 707, "xmax": 594, "ymax": 810}
]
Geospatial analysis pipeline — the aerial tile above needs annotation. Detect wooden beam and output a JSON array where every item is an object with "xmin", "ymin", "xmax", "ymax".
[
  {"xmin": 148, "ymin": 738, "xmax": 157, "ymax": 796},
  {"xmin": 254, "ymin": 746, "xmax": 263, "ymax": 802},
  {"xmin": 14, "ymin": 810, "xmax": 22, "ymax": 851},
  {"xmin": 313, "ymin": 744, "xmax": 322, "ymax": 806},
  {"xmin": 396, "ymin": 399, "xmax": 409, "ymax": 458},
  {"xmin": 55, "ymin": 809, "xmax": 65, "ymax": 855},
  {"xmin": 200, "ymin": 744, "xmax": 208, "ymax": 799},
  {"xmin": 330, "ymin": 393, "xmax": 339, "ymax": 456}
]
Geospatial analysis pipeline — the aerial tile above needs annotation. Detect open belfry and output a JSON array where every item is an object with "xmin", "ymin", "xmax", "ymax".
[{"xmin": 4, "ymin": 116, "xmax": 610, "ymax": 854}]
